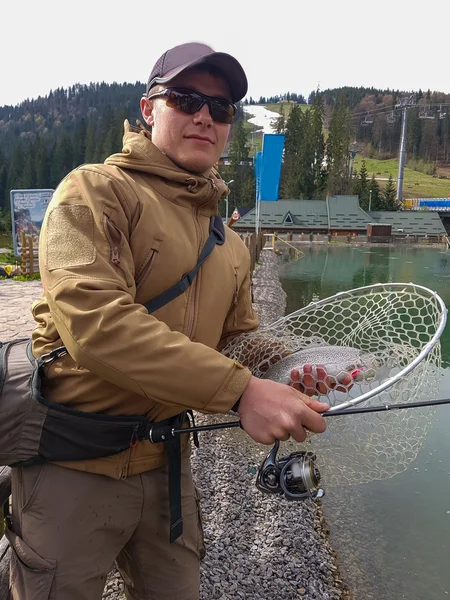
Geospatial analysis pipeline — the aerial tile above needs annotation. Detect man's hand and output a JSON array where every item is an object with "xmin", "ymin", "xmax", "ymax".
[
  {"xmin": 237, "ymin": 376, "xmax": 329, "ymax": 445},
  {"xmin": 290, "ymin": 365, "xmax": 353, "ymax": 396}
]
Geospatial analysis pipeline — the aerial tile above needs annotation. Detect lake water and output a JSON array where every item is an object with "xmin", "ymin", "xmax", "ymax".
[{"xmin": 279, "ymin": 244, "xmax": 450, "ymax": 600}]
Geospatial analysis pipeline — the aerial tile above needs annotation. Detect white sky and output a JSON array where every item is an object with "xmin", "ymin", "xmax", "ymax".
[{"xmin": 1, "ymin": 0, "xmax": 449, "ymax": 108}]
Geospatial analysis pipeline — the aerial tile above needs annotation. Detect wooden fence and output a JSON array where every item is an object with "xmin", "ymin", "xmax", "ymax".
[
  {"xmin": 242, "ymin": 232, "xmax": 264, "ymax": 274},
  {"xmin": 20, "ymin": 232, "xmax": 39, "ymax": 276},
  {"xmin": 0, "ymin": 467, "xmax": 11, "ymax": 598}
]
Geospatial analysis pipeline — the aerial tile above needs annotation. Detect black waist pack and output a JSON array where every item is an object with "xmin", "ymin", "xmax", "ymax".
[{"xmin": 0, "ymin": 338, "xmax": 169, "ymax": 467}]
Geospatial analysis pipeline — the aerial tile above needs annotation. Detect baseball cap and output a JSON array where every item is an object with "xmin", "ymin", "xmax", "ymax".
[{"xmin": 146, "ymin": 42, "xmax": 248, "ymax": 103}]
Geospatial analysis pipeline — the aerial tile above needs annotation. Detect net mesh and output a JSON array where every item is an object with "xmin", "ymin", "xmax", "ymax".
[{"xmin": 222, "ymin": 283, "xmax": 445, "ymax": 485}]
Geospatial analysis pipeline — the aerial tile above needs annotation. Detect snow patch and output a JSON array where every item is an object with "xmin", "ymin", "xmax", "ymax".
[{"xmin": 243, "ymin": 105, "xmax": 279, "ymax": 135}]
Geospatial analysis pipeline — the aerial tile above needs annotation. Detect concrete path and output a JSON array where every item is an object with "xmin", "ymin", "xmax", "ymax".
[{"xmin": 0, "ymin": 281, "xmax": 43, "ymax": 339}]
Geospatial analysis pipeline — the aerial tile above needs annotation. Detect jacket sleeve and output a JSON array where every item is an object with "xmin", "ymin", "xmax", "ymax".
[
  {"xmin": 38, "ymin": 168, "xmax": 251, "ymax": 415},
  {"xmin": 217, "ymin": 240, "xmax": 260, "ymax": 352}
]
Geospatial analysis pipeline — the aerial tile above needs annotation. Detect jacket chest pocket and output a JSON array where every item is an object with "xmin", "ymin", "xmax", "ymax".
[
  {"xmin": 135, "ymin": 239, "xmax": 162, "ymax": 293},
  {"xmin": 103, "ymin": 216, "xmax": 134, "ymax": 288}
]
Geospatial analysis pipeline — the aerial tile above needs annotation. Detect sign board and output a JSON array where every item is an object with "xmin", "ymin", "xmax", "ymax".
[{"xmin": 10, "ymin": 189, "xmax": 54, "ymax": 257}]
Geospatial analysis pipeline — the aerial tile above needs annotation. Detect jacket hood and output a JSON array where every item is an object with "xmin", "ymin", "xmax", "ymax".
[{"xmin": 104, "ymin": 120, "xmax": 229, "ymax": 212}]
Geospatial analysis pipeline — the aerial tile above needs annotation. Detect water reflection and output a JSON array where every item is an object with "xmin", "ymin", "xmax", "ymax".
[{"xmin": 279, "ymin": 245, "xmax": 450, "ymax": 600}]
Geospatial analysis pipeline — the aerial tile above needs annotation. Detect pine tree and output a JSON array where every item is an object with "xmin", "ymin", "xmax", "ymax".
[
  {"xmin": 280, "ymin": 105, "xmax": 305, "ymax": 198},
  {"xmin": 353, "ymin": 160, "xmax": 370, "ymax": 209},
  {"xmin": 382, "ymin": 174, "xmax": 398, "ymax": 210},
  {"xmin": 226, "ymin": 119, "xmax": 254, "ymax": 207},
  {"xmin": 7, "ymin": 143, "xmax": 25, "ymax": 193},
  {"xmin": 85, "ymin": 118, "xmax": 97, "ymax": 164},
  {"xmin": 326, "ymin": 95, "xmax": 351, "ymax": 195},
  {"xmin": 0, "ymin": 150, "xmax": 8, "ymax": 212},
  {"xmin": 275, "ymin": 104, "xmax": 286, "ymax": 134},
  {"xmin": 368, "ymin": 175, "xmax": 381, "ymax": 210},
  {"xmin": 310, "ymin": 93, "xmax": 327, "ymax": 198},
  {"xmin": 73, "ymin": 117, "xmax": 87, "ymax": 167},
  {"xmin": 101, "ymin": 105, "xmax": 117, "ymax": 160},
  {"xmin": 22, "ymin": 142, "xmax": 35, "ymax": 189},
  {"xmin": 35, "ymin": 137, "xmax": 50, "ymax": 189},
  {"xmin": 51, "ymin": 134, "xmax": 73, "ymax": 187}
]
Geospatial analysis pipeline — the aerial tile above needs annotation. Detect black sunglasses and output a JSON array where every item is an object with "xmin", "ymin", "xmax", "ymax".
[{"xmin": 147, "ymin": 87, "xmax": 237, "ymax": 125}]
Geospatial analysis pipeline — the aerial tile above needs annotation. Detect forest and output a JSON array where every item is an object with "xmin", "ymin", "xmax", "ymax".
[{"xmin": 0, "ymin": 82, "xmax": 449, "ymax": 230}]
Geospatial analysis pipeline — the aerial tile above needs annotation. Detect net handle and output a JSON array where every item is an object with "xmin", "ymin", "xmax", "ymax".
[{"xmin": 270, "ymin": 282, "xmax": 448, "ymax": 412}]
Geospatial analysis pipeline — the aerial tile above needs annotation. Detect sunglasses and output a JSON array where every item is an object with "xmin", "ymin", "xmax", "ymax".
[{"xmin": 147, "ymin": 87, "xmax": 237, "ymax": 125}]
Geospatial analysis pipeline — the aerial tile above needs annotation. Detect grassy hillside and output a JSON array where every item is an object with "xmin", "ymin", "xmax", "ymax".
[
  {"xmin": 264, "ymin": 102, "xmax": 310, "ymax": 117},
  {"xmin": 353, "ymin": 157, "xmax": 450, "ymax": 199}
]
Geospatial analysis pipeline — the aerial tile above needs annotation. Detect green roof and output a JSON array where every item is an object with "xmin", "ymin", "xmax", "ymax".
[
  {"xmin": 327, "ymin": 195, "xmax": 372, "ymax": 229},
  {"xmin": 368, "ymin": 211, "xmax": 446, "ymax": 235},
  {"xmin": 234, "ymin": 196, "xmax": 447, "ymax": 236}
]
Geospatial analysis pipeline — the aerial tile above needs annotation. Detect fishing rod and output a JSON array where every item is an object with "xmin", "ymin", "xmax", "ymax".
[
  {"xmin": 150, "ymin": 397, "xmax": 450, "ymax": 440},
  {"xmin": 149, "ymin": 397, "xmax": 450, "ymax": 504}
]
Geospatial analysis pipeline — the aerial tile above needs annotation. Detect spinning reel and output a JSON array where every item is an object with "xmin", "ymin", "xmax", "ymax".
[{"xmin": 256, "ymin": 440, "xmax": 324, "ymax": 501}]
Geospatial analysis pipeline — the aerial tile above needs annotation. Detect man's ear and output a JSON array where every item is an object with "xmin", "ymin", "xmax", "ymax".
[{"xmin": 140, "ymin": 97, "xmax": 155, "ymax": 127}]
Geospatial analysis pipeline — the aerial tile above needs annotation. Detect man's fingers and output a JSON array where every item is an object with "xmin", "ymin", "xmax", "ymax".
[
  {"xmin": 298, "ymin": 406, "xmax": 327, "ymax": 434},
  {"xmin": 290, "ymin": 426, "xmax": 307, "ymax": 443},
  {"xmin": 301, "ymin": 395, "xmax": 330, "ymax": 413}
]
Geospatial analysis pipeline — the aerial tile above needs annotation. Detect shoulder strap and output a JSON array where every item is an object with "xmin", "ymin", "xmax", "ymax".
[{"xmin": 143, "ymin": 215, "xmax": 225, "ymax": 314}]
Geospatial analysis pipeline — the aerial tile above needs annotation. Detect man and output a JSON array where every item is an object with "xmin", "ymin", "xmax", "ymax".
[{"xmin": 9, "ymin": 43, "xmax": 329, "ymax": 600}]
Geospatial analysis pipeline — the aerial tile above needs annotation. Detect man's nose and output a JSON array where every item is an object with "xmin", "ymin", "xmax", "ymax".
[{"xmin": 192, "ymin": 102, "xmax": 213, "ymax": 126}]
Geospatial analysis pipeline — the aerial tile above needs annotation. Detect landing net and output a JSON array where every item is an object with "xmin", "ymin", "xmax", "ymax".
[{"xmin": 222, "ymin": 283, "xmax": 447, "ymax": 485}]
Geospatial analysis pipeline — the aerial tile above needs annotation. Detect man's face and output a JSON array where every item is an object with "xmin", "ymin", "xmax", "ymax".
[{"xmin": 141, "ymin": 69, "xmax": 232, "ymax": 175}]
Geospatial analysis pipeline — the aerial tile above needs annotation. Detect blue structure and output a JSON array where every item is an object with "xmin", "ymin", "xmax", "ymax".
[
  {"xmin": 405, "ymin": 198, "xmax": 450, "ymax": 211},
  {"xmin": 255, "ymin": 134, "xmax": 285, "ymax": 202},
  {"xmin": 418, "ymin": 199, "xmax": 450, "ymax": 210}
]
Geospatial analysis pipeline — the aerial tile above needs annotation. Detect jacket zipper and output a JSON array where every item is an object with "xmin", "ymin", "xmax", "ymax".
[
  {"xmin": 103, "ymin": 215, "xmax": 124, "ymax": 265},
  {"xmin": 135, "ymin": 240, "xmax": 161, "ymax": 293},
  {"xmin": 103, "ymin": 216, "xmax": 133, "ymax": 287},
  {"xmin": 184, "ymin": 178, "xmax": 218, "ymax": 339},
  {"xmin": 184, "ymin": 207, "xmax": 202, "ymax": 339},
  {"xmin": 233, "ymin": 269, "xmax": 239, "ymax": 327}
]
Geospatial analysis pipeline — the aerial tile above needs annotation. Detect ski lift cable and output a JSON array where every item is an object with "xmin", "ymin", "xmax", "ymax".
[{"xmin": 348, "ymin": 102, "xmax": 450, "ymax": 120}]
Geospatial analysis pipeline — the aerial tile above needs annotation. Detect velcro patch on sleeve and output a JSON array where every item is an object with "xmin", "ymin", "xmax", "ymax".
[{"xmin": 46, "ymin": 205, "xmax": 96, "ymax": 271}]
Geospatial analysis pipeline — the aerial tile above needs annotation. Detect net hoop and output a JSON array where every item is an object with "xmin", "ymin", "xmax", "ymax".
[{"xmin": 267, "ymin": 282, "xmax": 447, "ymax": 410}]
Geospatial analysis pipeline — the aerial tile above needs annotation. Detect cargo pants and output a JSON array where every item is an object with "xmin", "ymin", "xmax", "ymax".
[{"xmin": 7, "ymin": 450, "xmax": 205, "ymax": 599}]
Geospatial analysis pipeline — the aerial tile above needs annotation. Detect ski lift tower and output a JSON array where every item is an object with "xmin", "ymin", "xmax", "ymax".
[{"xmin": 396, "ymin": 96, "xmax": 416, "ymax": 203}]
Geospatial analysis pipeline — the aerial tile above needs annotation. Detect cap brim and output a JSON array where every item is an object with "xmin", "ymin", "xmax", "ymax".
[{"xmin": 150, "ymin": 52, "xmax": 247, "ymax": 103}]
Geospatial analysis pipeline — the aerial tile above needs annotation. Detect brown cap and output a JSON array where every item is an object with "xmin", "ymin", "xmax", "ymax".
[{"xmin": 146, "ymin": 42, "xmax": 248, "ymax": 103}]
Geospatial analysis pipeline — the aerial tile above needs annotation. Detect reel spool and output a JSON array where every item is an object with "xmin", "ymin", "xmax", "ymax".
[{"xmin": 256, "ymin": 440, "xmax": 324, "ymax": 501}]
